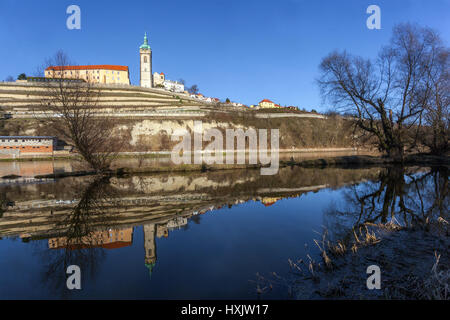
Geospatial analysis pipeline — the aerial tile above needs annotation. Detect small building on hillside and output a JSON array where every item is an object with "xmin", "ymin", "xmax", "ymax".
[
  {"xmin": 153, "ymin": 72, "xmax": 165, "ymax": 86},
  {"xmin": 45, "ymin": 65, "xmax": 130, "ymax": 85},
  {"xmin": 258, "ymin": 99, "xmax": 281, "ymax": 108},
  {"xmin": 153, "ymin": 72, "xmax": 184, "ymax": 92},
  {"xmin": 0, "ymin": 136, "xmax": 56, "ymax": 154}
]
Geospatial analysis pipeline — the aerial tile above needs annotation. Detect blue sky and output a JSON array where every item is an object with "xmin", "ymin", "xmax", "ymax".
[{"xmin": 0, "ymin": 0, "xmax": 449, "ymax": 111}]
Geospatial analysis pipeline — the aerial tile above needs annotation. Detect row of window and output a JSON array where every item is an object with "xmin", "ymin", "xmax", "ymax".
[
  {"xmin": 1, "ymin": 139, "xmax": 46, "ymax": 142},
  {"xmin": 0, "ymin": 146, "xmax": 50, "ymax": 149},
  {"xmin": 48, "ymin": 70, "xmax": 123, "ymax": 75}
]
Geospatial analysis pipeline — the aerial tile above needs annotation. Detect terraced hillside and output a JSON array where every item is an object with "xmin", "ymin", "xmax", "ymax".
[
  {"xmin": 0, "ymin": 82, "xmax": 218, "ymax": 118},
  {"xmin": 0, "ymin": 82, "xmax": 362, "ymax": 152}
]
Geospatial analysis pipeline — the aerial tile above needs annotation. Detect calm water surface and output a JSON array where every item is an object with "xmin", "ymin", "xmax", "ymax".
[{"xmin": 0, "ymin": 161, "xmax": 447, "ymax": 299}]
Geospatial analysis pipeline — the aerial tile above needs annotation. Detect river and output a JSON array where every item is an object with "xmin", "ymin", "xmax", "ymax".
[{"xmin": 0, "ymin": 159, "xmax": 447, "ymax": 299}]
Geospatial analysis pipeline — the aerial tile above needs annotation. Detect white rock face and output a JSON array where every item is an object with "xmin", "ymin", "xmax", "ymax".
[{"xmin": 128, "ymin": 120, "xmax": 250, "ymax": 146}]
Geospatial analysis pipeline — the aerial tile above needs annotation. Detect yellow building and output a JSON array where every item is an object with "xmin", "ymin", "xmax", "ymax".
[
  {"xmin": 258, "ymin": 99, "xmax": 281, "ymax": 109},
  {"xmin": 45, "ymin": 65, "xmax": 130, "ymax": 85},
  {"xmin": 48, "ymin": 228, "xmax": 133, "ymax": 249},
  {"xmin": 260, "ymin": 197, "xmax": 282, "ymax": 207}
]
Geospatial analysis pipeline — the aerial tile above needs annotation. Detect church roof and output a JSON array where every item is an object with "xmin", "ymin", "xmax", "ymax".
[
  {"xmin": 46, "ymin": 65, "xmax": 128, "ymax": 71},
  {"xmin": 140, "ymin": 32, "xmax": 151, "ymax": 50},
  {"xmin": 0, "ymin": 136, "xmax": 55, "ymax": 139}
]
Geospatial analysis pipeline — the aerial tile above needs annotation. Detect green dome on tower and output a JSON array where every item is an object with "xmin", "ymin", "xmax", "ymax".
[
  {"xmin": 140, "ymin": 32, "xmax": 151, "ymax": 50},
  {"xmin": 145, "ymin": 261, "xmax": 156, "ymax": 278}
]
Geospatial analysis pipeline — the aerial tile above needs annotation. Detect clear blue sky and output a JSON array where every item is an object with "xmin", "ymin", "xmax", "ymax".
[{"xmin": 0, "ymin": 0, "xmax": 449, "ymax": 111}]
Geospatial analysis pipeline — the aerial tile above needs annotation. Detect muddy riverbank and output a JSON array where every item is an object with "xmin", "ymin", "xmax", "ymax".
[
  {"xmin": 280, "ymin": 220, "xmax": 449, "ymax": 299},
  {"xmin": 23, "ymin": 153, "xmax": 449, "ymax": 180}
]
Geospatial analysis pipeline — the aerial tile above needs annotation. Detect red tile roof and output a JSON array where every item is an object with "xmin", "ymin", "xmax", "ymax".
[
  {"xmin": 52, "ymin": 241, "xmax": 132, "ymax": 250},
  {"xmin": 260, "ymin": 99, "xmax": 273, "ymax": 103},
  {"xmin": 100, "ymin": 241, "xmax": 132, "ymax": 249},
  {"xmin": 160, "ymin": 72, "xmax": 165, "ymax": 75},
  {"xmin": 46, "ymin": 65, "xmax": 129, "ymax": 71}
]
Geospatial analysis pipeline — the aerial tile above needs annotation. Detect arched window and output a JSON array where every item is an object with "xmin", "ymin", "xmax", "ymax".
[{"xmin": 144, "ymin": 56, "xmax": 148, "ymax": 63}]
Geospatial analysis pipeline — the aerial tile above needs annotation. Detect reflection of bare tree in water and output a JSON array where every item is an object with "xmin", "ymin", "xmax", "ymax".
[
  {"xmin": 37, "ymin": 176, "xmax": 120, "ymax": 298},
  {"xmin": 404, "ymin": 167, "xmax": 449, "ymax": 224},
  {"xmin": 324, "ymin": 166, "xmax": 449, "ymax": 241},
  {"xmin": 0, "ymin": 194, "xmax": 9, "ymax": 219}
]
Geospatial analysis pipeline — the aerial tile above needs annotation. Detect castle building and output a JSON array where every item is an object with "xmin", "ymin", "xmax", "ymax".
[
  {"xmin": 45, "ymin": 65, "xmax": 130, "ymax": 85},
  {"xmin": 48, "ymin": 228, "xmax": 133, "ymax": 250},
  {"xmin": 139, "ymin": 32, "xmax": 153, "ymax": 88}
]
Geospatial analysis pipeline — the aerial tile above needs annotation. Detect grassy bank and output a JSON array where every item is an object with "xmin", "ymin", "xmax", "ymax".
[{"xmin": 270, "ymin": 219, "xmax": 450, "ymax": 299}]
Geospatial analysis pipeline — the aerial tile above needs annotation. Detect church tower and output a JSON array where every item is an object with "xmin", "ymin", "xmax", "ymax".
[{"xmin": 139, "ymin": 32, "xmax": 152, "ymax": 88}]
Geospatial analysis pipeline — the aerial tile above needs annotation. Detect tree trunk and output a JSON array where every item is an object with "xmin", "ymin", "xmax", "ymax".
[{"xmin": 388, "ymin": 145, "xmax": 405, "ymax": 162}]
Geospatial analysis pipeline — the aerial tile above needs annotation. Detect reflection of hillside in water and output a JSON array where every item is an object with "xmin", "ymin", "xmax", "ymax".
[{"xmin": 0, "ymin": 166, "xmax": 384, "ymax": 239}]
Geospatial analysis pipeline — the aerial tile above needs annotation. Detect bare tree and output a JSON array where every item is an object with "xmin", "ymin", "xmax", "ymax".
[
  {"xmin": 318, "ymin": 23, "xmax": 448, "ymax": 161},
  {"xmin": 36, "ymin": 50, "xmax": 121, "ymax": 172},
  {"xmin": 418, "ymin": 45, "xmax": 449, "ymax": 155},
  {"xmin": 187, "ymin": 84, "xmax": 199, "ymax": 95}
]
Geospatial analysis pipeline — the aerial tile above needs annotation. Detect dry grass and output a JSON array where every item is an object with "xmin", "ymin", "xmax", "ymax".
[
  {"xmin": 420, "ymin": 252, "xmax": 449, "ymax": 300},
  {"xmin": 255, "ymin": 215, "xmax": 449, "ymax": 300},
  {"xmin": 312, "ymin": 224, "xmax": 382, "ymax": 267},
  {"xmin": 254, "ymin": 219, "xmax": 448, "ymax": 299}
]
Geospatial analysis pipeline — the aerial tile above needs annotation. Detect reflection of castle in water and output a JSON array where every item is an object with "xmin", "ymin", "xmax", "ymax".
[
  {"xmin": 47, "ymin": 217, "xmax": 188, "ymax": 276},
  {"xmin": 48, "ymin": 228, "xmax": 133, "ymax": 250}
]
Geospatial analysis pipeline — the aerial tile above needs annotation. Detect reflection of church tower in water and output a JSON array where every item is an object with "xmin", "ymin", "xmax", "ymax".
[{"xmin": 143, "ymin": 224, "xmax": 156, "ymax": 277}]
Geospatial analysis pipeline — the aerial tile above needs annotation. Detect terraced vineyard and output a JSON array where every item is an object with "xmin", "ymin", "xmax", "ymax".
[{"xmin": 0, "ymin": 82, "xmax": 212, "ymax": 117}]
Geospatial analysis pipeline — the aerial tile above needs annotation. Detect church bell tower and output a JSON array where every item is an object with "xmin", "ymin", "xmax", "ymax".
[{"xmin": 140, "ymin": 32, "xmax": 152, "ymax": 88}]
